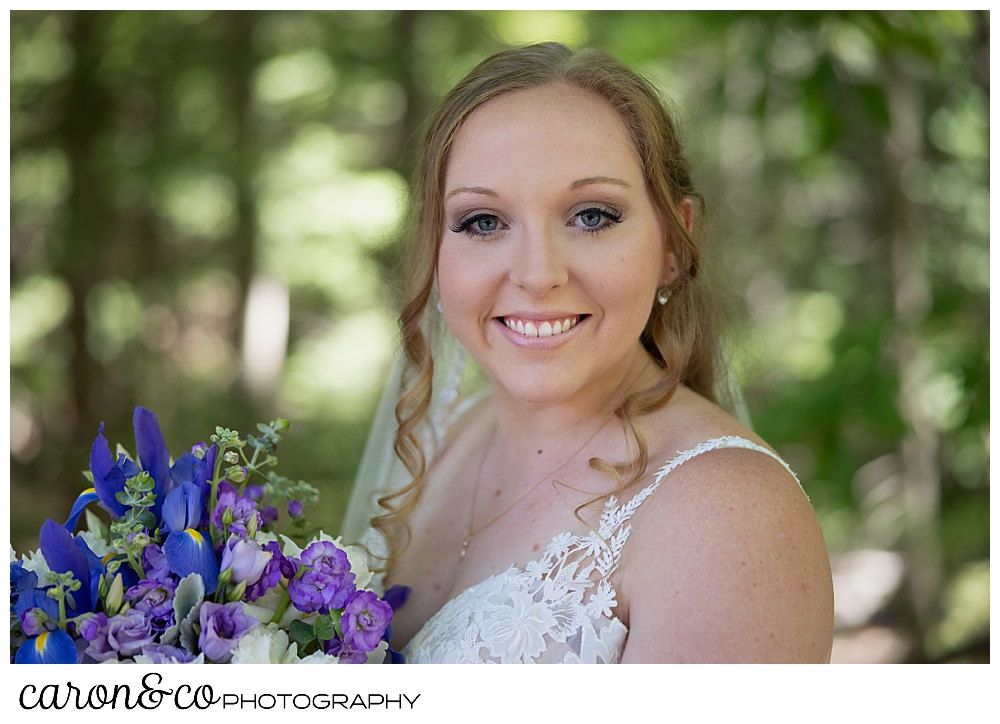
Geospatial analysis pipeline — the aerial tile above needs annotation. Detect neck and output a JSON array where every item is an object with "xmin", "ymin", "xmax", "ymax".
[{"xmin": 486, "ymin": 342, "xmax": 659, "ymax": 460}]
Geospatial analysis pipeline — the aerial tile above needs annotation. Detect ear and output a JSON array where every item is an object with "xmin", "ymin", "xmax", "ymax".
[
  {"xmin": 660, "ymin": 198, "xmax": 694, "ymax": 287},
  {"xmin": 679, "ymin": 197, "xmax": 695, "ymax": 235}
]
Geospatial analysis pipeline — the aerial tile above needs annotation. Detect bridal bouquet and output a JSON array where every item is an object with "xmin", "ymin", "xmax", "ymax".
[{"xmin": 10, "ymin": 407, "xmax": 402, "ymax": 664}]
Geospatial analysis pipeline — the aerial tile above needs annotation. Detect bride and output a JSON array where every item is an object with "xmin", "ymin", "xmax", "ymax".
[{"xmin": 343, "ymin": 43, "xmax": 834, "ymax": 663}]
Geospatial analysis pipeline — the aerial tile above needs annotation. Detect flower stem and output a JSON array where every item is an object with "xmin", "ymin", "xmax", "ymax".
[{"xmin": 270, "ymin": 584, "xmax": 291, "ymax": 625}]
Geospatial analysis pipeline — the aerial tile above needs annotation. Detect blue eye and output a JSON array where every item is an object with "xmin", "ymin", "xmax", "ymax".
[
  {"xmin": 451, "ymin": 213, "xmax": 503, "ymax": 237},
  {"xmin": 573, "ymin": 206, "xmax": 623, "ymax": 234}
]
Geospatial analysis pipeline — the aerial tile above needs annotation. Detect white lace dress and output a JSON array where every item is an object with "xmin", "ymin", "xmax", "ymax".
[{"xmin": 362, "ymin": 436, "xmax": 802, "ymax": 664}]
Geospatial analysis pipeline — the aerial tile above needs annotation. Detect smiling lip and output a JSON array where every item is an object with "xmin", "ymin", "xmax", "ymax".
[{"xmin": 497, "ymin": 314, "xmax": 585, "ymax": 338}]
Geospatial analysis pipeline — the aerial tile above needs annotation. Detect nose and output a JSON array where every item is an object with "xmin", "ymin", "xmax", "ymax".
[{"xmin": 508, "ymin": 221, "xmax": 568, "ymax": 297}]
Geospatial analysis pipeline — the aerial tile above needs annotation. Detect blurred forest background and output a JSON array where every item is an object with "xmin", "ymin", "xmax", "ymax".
[{"xmin": 9, "ymin": 10, "xmax": 989, "ymax": 663}]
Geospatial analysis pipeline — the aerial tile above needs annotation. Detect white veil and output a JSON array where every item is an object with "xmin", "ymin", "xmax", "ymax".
[
  {"xmin": 340, "ymin": 300, "xmax": 753, "ymax": 545},
  {"xmin": 340, "ymin": 300, "xmax": 469, "ymax": 544}
]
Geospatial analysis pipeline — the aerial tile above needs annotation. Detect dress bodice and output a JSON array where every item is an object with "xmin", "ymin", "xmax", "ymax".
[{"xmin": 361, "ymin": 436, "xmax": 802, "ymax": 664}]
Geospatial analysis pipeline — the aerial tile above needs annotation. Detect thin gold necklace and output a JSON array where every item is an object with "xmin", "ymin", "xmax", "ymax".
[{"xmin": 459, "ymin": 415, "xmax": 613, "ymax": 563}]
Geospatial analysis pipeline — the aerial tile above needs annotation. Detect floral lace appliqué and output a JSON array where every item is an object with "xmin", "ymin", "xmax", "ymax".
[{"xmin": 400, "ymin": 436, "xmax": 800, "ymax": 664}]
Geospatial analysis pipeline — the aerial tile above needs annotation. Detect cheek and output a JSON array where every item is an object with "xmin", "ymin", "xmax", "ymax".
[{"xmin": 436, "ymin": 244, "xmax": 490, "ymax": 328}]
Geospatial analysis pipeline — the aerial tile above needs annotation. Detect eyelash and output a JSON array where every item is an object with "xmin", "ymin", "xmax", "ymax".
[{"xmin": 449, "ymin": 206, "xmax": 624, "ymax": 238}]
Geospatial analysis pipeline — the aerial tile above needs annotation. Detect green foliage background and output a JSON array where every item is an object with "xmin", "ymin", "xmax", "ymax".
[{"xmin": 9, "ymin": 10, "xmax": 989, "ymax": 662}]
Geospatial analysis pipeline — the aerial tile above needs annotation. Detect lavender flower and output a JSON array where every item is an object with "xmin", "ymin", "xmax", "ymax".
[
  {"xmin": 198, "ymin": 601, "xmax": 258, "ymax": 663},
  {"xmin": 287, "ymin": 500, "xmax": 303, "ymax": 518},
  {"xmin": 126, "ymin": 579, "xmax": 177, "ymax": 633},
  {"xmin": 341, "ymin": 589, "xmax": 393, "ymax": 653},
  {"xmin": 139, "ymin": 643, "xmax": 199, "ymax": 664},
  {"xmin": 322, "ymin": 634, "xmax": 368, "ymax": 664},
  {"xmin": 77, "ymin": 613, "xmax": 108, "ymax": 642},
  {"xmin": 286, "ymin": 541, "xmax": 355, "ymax": 614},
  {"xmin": 260, "ymin": 506, "xmax": 279, "ymax": 528},
  {"xmin": 245, "ymin": 485, "xmax": 265, "ymax": 501},
  {"xmin": 245, "ymin": 540, "xmax": 283, "ymax": 602},
  {"xmin": 19, "ymin": 609, "xmax": 43, "ymax": 637},
  {"xmin": 85, "ymin": 609, "xmax": 156, "ymax": 662},
  {"xmin": 220, "ymin": 537, "xmax": 272, "ymax": 589},
  {"xmin": 212, "ymin": 481, "xmax": 261, "ymax": 538},
  {"xmin": 142, "ymin": 542, "xmax": 172, "ymax": 583}
]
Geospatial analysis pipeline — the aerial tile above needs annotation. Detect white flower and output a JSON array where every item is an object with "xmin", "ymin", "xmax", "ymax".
[
  {"xmin": 256, "ymin": 530, "xmax": 279, "ymax": 545},
  {"xmin": 231, "ymin": 623, "xmax": 299, "ymax": 664},
  {"xmin": 364, "ymin": 640, "xmax": 389, "ymax": 664},
  {"xmin": 296, "ymin": 650, "xmax": 340, "ymax": 664},
  {"xmin": 78, "ymin": 530, "xmax": 114, "ymax": 559},
  {"xmin": 19, "ymin": 548, "xmax": 51, "ymax": 578},
  {"xmin": 337, "ymin": 539, "xmax": 374, "ymax": 592}
]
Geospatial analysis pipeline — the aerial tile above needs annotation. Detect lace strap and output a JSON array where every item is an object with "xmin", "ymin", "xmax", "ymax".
[{"xmin": 596, "ymin": 436, "xmax": 806, "ymax": 556}]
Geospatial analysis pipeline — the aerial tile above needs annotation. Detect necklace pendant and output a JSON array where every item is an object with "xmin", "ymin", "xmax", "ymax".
[{"xmin": 460, "ymin": 537, "xmax": 470, "ymax": 561}]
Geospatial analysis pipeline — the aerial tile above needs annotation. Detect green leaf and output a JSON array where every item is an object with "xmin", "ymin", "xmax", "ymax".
[
  {"xmin": 313, "ymin": 614, "xmax": 337, "ymax": 641},
  {"xmin": 289, "ymin": 618, "xmax": 316, "ymax": 647}
]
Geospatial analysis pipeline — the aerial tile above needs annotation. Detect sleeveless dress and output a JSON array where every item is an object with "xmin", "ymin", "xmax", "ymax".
[{"xmin": 363, "ymin": 435, "xmax": 803, "ymax": 664}]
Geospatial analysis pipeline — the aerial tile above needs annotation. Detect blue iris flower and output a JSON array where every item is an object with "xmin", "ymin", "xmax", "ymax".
[
  {"xmin": 85, "ymin": 406, "xmax": 198, "ymax": 530},
  {"xmin": 160, "ymin": 480, "xmax": 218, "ymax": 593},
  {"xmin": 38, "ymin": 519, "xmax": 98, "ymax": 614},
  {"xmin": 63, "ymin": 488, "xmax": 101, "ymax": 532},
  {"xmin": 163, "ymin": 528, "xmax": 219, "ymax": 595},
  {"xmin": 10, "ymin": 564, "xmax": 60, "ymax": 622},
  {"xmin": 15, "ymin": 629, "xmax": 78, "ymax": 664}
]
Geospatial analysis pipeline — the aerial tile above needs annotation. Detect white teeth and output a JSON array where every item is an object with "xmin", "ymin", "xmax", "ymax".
[{"xmin": 504, "ymin": 316, "xmax": 580, "ymax": 338}]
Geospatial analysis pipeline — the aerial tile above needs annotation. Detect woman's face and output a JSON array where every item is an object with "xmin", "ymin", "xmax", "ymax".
[{"xmin": 437, "ymin": 83, "xmax": 674, "ymax": 407}]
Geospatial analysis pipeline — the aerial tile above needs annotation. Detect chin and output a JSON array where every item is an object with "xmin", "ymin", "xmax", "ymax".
[{"xmin": 485, "ymin": 366, "xmax": 590, "ymax": 408}]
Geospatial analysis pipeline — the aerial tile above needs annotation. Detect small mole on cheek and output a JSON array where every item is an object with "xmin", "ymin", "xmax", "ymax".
[{"xmin": 537, "ymin": 450, "xmax": 543, "ymax": 455}]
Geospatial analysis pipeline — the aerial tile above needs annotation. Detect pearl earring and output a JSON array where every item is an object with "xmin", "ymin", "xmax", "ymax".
[{"xmin": 656, "ymin": 287, "xmax": 671, "ymax": 305}]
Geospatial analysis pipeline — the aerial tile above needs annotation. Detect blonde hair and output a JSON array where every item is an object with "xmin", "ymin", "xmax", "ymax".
[{"xmin": 372, "ymin": 42, "xmax": 721, "ymax": 568}]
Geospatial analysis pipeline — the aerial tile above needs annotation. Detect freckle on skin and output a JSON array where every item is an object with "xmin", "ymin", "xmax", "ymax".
[
  {"xmin": 434, "ymin": 583, "xmax": 441, "ymax": 591},
  {"xmin": 769, "ymin": 633, "xmax": 774, "ymax": 639}
]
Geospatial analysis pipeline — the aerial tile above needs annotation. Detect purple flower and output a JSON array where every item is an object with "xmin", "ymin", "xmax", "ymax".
[
  {"xmin": 341, "ymin": 589, "xmax": 393, "ymax": 653},
  {"xmin": 245, "ymin": 485, "xmax": 265, "ymax": 501},
  {"xmin": 77, "ymin": 613, "xmax": 108, "ymax": 642},
  {"xmin": 85, "ymin": 609, "xmax": 156, "ymax": 662},
  {"xmin": 211, "ymin": 481, "xmax": 261, "ymax": 537},
  {"xmin": 220, "ymin": 537, "xmax": 272, "ymax": 589},
  {"xmin": 245, "ymin": 540, "xmax": 283, "ymax": 602},
  {"xmin": 286, "ymin": 541, "xmax": 355, "ymax": 614},
  {"xmin": 142, "ymin": 543, "xmax": 173, "ymax": 583},
  {"xmin": 287, "ymin": 500, "xmax": 303, "ymax": 518},
  {"xmin": 198, "ymin": 601, "xmax": 258, "ymax": 663},
  {"xmin": 19, "ymin": 608, "xmax": 44, "ymax": 637},
  {"xmin": 322, "ymin": 634, "xmax": 368, "ymax": 664},
  {"xmin": 126, "ymin": 579, "xmax": 177, "ymax": 632},
  {"xmin": 260, "ymin": 506, "xmax": 279, "ymax": 528},
  {"xmin": 140, "ymin": 643, "xmax": 199, "ymax": 664}
]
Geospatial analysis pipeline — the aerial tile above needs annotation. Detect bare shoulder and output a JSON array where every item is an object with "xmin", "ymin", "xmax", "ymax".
[{"xmin": 617, "ymin": 388, "xmax": 835, "ymax": 663}]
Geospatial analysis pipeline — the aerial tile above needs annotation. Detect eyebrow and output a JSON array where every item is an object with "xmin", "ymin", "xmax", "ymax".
[
  {"xmin": 445, "ymin": 186, "xmax": 498, "ymax": 200},
  {"xmin": 569, "ymin": 176, "xmax": 632, "ymax": 190},
  {"xmin": 446, "ymin": 177, "xmax": 631, "ymax": 200}
]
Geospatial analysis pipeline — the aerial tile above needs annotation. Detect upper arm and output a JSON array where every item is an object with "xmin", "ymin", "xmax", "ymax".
[{"xmin": 617, "ymin": 448, "xmax": 834, "ymax": 663}]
